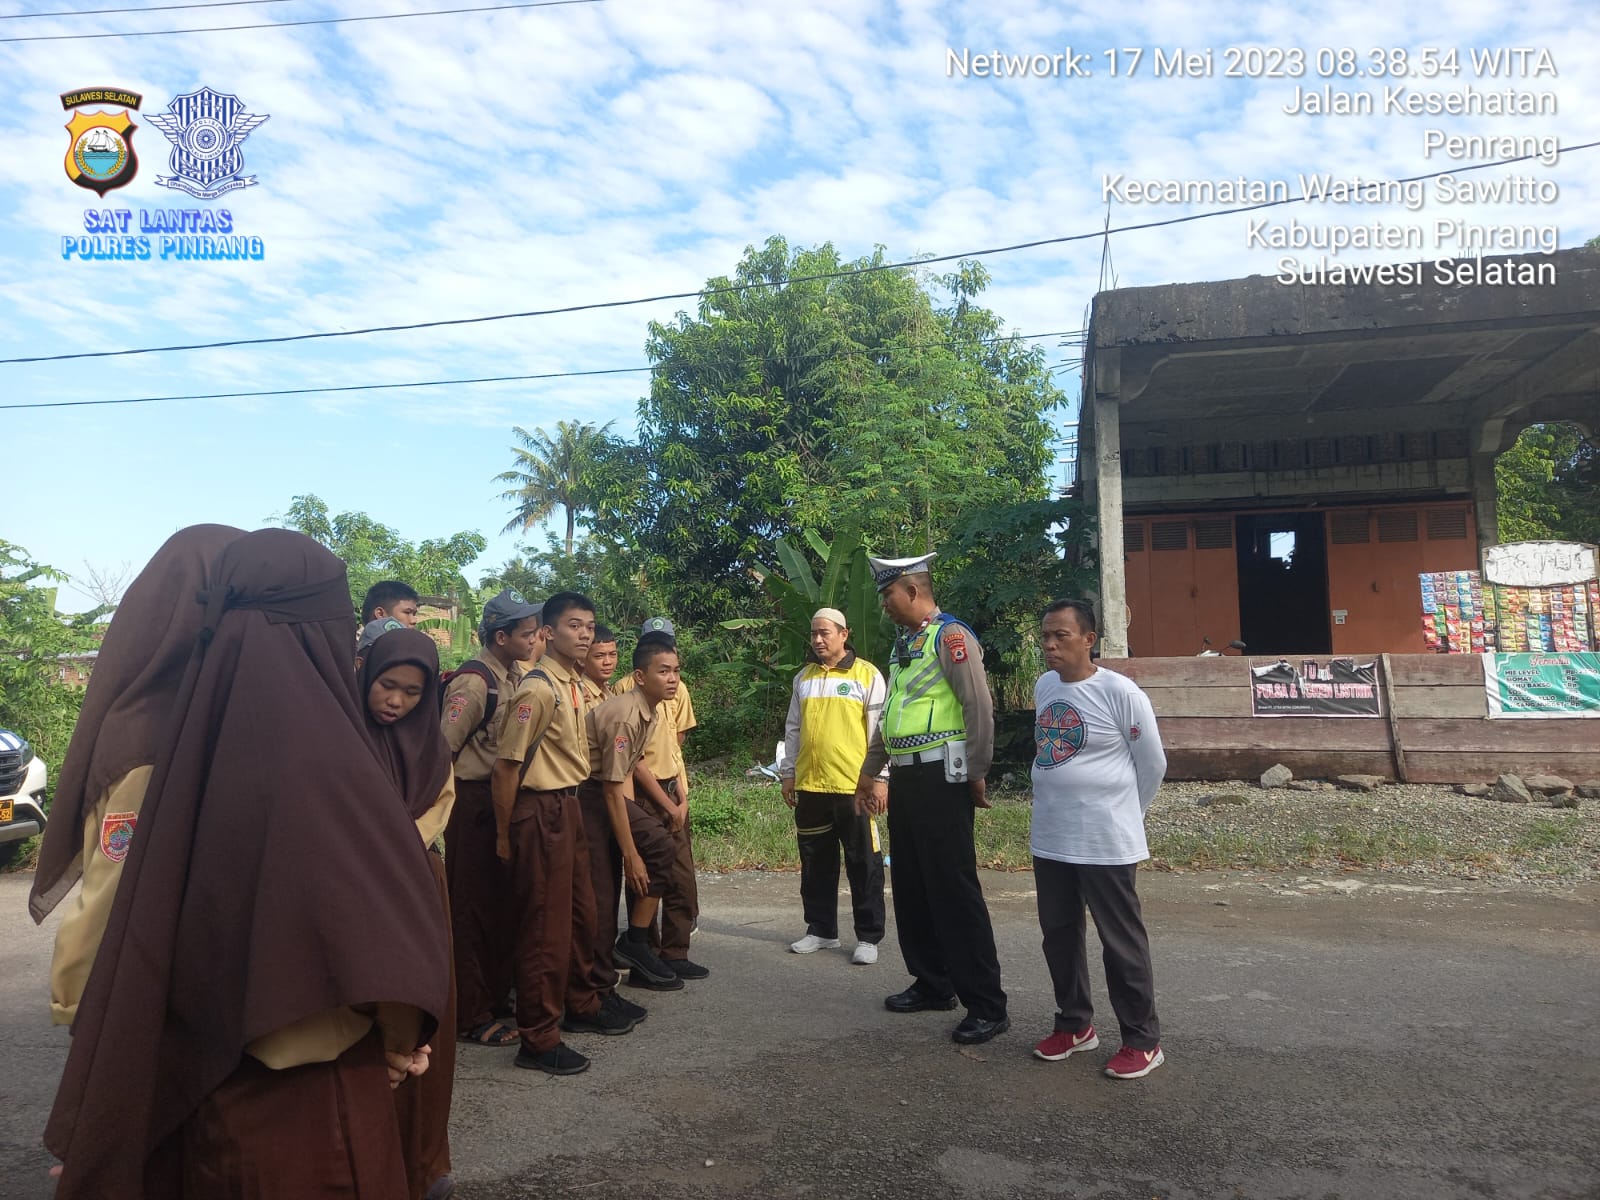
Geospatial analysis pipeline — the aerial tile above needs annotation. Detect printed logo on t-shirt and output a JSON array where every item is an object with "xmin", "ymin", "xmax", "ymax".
[{"xmin": 1035, "ymin": 700, "xmax": 1087, "ymax": 768}]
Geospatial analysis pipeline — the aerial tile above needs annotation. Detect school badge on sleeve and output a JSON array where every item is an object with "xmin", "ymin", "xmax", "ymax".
[
  {"xmin": 100, "ymin": 812, "xmax": 138, "ymax": 862},
  {"xmin": 446, "ymin": 693, "xmax": 469, "ymax": 724},
  {"xmin": 61, "ymin": 87, "xmax": 143, "ymax": 196}
]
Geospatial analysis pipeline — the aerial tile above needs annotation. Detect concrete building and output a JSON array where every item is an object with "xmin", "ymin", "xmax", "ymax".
[{"xmin": 1080, "ymin": 247, "xmax": 1600, "ymax": 658}]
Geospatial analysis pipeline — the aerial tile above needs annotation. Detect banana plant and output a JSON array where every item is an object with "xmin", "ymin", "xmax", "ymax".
[{"xmin": 724, "ymin": 526, "xmax": 895, "ymax": 674}]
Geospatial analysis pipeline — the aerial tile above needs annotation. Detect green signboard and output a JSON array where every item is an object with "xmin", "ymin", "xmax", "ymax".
[{"xmin": 1484, "ymin": 652, "xmax": 1600, "ymax": 719}]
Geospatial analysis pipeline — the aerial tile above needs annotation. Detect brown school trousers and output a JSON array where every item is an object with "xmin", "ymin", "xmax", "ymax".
[
  {"xmin": 509, "ymin": 786, "xmax": 601, "ymax": 1053},
  {"xmin": 628, "ymin": 778, "xmax": 700, "ymax": 960},
  {"xmin": 578, "ymin": 778, "xmax": 677, "ymax": 991},
  {"xmin": 395, "ymin": 847, "xmax": 455, "ymax": 1199},
  {"xmin": 446, "ymin": 778, "xmax": 514, "ymax": 1031},
  {"xmin": 145, "ymin": 1027, "xmax": 407, "ymax": 1199}
]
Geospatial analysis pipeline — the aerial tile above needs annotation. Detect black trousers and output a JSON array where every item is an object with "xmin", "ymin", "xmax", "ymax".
[
  {"xmin": 795, "ymin": 790, "xmax": 886, "ymax": 943},
  {"xmin": 885, "ymin": 761, "xmax": 1007, "ymax": 1021},
  {"xmin": 1034, "ymin": 857, "xmax": 1160, "ymax": 1050}
]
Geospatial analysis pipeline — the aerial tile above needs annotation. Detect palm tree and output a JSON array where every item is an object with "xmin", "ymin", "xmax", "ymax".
[{"xmin": 496, "ymin": 420, "xmax": 615, "ymax": 556}]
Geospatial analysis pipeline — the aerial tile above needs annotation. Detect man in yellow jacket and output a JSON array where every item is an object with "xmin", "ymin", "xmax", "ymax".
[{"xmin": 779, "ymin": 607, "xmax": 888, "ymax": 965}]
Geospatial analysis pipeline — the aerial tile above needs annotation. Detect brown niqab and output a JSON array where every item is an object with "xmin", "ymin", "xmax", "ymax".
[
  {"xmin": 359, "ymin": 626, "xmax": 452, "ymax": 820},
  {"xmin": 29, "ymin": 524, "xmax": 245, "ymax": 924},
  {"xmin": 44, "ymin": 528, "xmax": 449, "ymax": 1199}
]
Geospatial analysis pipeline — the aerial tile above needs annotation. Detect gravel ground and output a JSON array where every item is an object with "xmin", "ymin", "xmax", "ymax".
[{"xmin": 1141, "ymin": 775, "xmax": 1600, "ymax": 887}]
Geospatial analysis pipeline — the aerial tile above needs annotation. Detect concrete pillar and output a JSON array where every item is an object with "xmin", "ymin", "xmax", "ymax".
[
  {"xmin": 1469, "ymin": 444, "xmax": 1500, "ymax": 562},
  {"xmin": 1094, "ymin": 394, "xmax": 1129, "ymax": 657}
]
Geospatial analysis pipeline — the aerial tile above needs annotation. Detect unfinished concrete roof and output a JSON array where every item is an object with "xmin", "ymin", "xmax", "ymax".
[{"xmin": 1087, "ymin": 247, "xmax": 1600, "ymax": 449}]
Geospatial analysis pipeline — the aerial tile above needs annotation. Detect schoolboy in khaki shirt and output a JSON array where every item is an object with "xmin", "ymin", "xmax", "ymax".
[{"xmin": 492, "ymin": 593, "xmax": 628, "ymax": 1076}]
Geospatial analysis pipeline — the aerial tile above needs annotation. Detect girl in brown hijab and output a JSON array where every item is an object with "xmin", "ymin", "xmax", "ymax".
[
  {"xmin": 359, "ymin": 624, "xmax": 460, "ymax": 1200},
  {"xmin": 44, "ymin": 528, "xmax": 450, "ymax": 1199},
  {"xmin": 30, "ymin": 523, "xmax": 245, "ymax": 1023}
]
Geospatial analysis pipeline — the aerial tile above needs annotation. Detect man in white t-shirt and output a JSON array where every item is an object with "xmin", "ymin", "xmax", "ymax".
[{"xmin": 1030, "ymin": 599, "xmax": 1168, "ymax": 1080}]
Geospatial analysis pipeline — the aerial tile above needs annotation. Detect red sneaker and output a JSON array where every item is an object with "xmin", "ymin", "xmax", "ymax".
[
  {"xmin": 1104, "ymin": 1045, "xmax": 1165, "ymax": 1079},
  {"xmin": 1033, "ymin": 1026, "xmax": 1099, "ymax": 1061}
]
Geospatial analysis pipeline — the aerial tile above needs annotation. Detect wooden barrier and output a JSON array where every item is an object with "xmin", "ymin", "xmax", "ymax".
[{"xmin": 1097, "ymin": 655, "xmax": 1600, "ymax": 784}]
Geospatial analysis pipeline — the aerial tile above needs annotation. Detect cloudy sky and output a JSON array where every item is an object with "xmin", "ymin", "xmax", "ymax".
[{"xmin": 2, "ymin": 0, "xmax": 1596, "ymax": 608}]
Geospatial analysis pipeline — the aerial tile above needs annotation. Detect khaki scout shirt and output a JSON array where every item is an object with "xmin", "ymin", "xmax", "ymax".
[
  {"xmin": 613, "ymin": 677, "xmax": 696, "ymax": 780},
  {"xmin": 442, "ymin": 653, "xmax": 524, "ymax": 782},
  {"xmin": 50, "ymin": 765, "xmax": 150, "ymax": 1025},
  {"xmin": 497, "ymin": 654, "xmax": 589, "ymax": 792},
  {"xmin": 586, "ymin": 688, "xmax": 655, "ymax": 784},
  {"xmin": 580, "ymin": 676, "xmax": 614, "ymax": 712}
]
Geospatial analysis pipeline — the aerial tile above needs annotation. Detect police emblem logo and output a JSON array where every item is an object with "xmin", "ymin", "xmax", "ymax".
[
  {"xmin": 145, "ymin": 86, "xmax": 269, "ymax": 199},
  {"xmin": 100, "ymin": 811, "xmax": 138, "ymax": 862},
  {"xmin": 614, "ymin": 735, "xmax": 629, "ymax": 752},
  {"xmin": 61, "ymin": 88, "xmax": 143, "ymax": 196},
  {"xmin": 946, "ymin": 631, "xmax": 968, "ymax": 663},
  {"xmin": 517, "ymin": 702, "xmax": 533, "ymax": 725}
]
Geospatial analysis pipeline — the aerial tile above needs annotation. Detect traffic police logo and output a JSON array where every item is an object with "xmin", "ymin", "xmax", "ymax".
[
  {"xmin": 146, "ymin": 86, "xmax": 270, "ymax": 199},
  {"xmin": 61, "ymin": 88, "xmax": 142, "ymax": 196},
  {"xmin": 1035, "ymin": 700, "xmax": 1087, "ymax": 769}
]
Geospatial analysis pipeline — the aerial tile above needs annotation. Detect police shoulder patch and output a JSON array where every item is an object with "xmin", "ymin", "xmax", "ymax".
[
  {"xmin": 614, "ymin": 734, "xmax": 629, "ymax": 752},
  {"xmin": 100, "ymin": 812, "xmax": 138, "ymax": 863},
  {"xmin": 516, "ymin": 702, "xmax": 533, "ymax": 724},
  {"xmin": 946, "ymin": 631, "xmax": 968, "ymax": 663}
]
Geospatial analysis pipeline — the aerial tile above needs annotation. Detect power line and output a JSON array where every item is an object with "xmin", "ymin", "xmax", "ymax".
[
  {"xmin": 7, "ymin": 141, "xmax": 1594, "ymax": 369},
  {"xmin": 0, "ymin": 330, "xmax": 1082, "ymax": 412},
  {"xmin": 2, "ymin": 0, "xmax": 290, "ymax": 19},
  {"xmin": 0, "ymin": 0, "xmax": 601, "ymax": 41}
]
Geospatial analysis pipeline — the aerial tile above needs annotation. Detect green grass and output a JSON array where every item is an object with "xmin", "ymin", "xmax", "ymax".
[{"xmin": 1512, "ymin": 817, "xmax": 1584, "ymax": 853}]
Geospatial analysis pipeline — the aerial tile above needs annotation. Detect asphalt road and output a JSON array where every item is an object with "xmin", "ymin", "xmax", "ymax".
[{"xmin": 4, "ymin": 869, "xmax": 1598, "ymax": 1200}]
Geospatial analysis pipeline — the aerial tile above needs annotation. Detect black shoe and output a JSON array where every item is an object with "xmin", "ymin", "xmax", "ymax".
[
  {"xmin": 604, "ymin": 991, "xmax": 647, "ymax": 1024},
  {"xmin": 624, "ymin": 967, "xmax": 685, "ymax": 992},
  {"xmin": 614, "ymin": 933, "xmax": 679, "ymax": 985},
  {"xmin": 561, "ymin": 1003, "xmax": 635, "ymax": 1036},
  {"xmin": 952, "ymin": 1015, "xmax": 1010, "ymax": 1045},
  {"xmin": 514, "ymin": 1043, "xmax": 590, "ymax": 1075},
  {"xmin": 666, "ymin": 958, "xmax": 710, "ymax": 980},
  {"xmin": 885, "ymin": 987, "xmax": 959, "ymax": 1014}
]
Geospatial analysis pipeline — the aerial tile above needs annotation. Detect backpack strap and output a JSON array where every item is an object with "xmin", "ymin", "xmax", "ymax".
[
  {"xmin": 443, "ymin": 660, "xmax": 500, "ymax": 761},
  {"xmin": 515, "ymin": 668, "xmax": 564, "ymax": 789}
]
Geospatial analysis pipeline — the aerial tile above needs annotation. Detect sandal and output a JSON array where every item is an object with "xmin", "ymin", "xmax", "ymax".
[{"xmin": 458, "ymin": 1019, "xmax": 519, "ymax": 1046}]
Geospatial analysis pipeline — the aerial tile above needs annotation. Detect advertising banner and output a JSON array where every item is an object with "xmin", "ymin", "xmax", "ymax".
[
  {"xmin": 1250, "ymin": 658, "xmax": 1383, "ymax": 718},
  {"xmin": 1483, "ymin": 652, "xmax": 1600, "ymax": 719}
]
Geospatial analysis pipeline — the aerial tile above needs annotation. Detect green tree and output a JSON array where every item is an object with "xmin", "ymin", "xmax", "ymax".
[
  {"xmin": 496, "ymin": 420, "xmax": 617, "ymax": 557},
  {"xmin": 940, "ymin": 496, "xmax": 1097, "ymax": 705},
  {"xmin": 273, "ymin": 495, "xmax": 488, "ymax": 624},
  {"xmin": 0, "ymin": 542, "xmax": 104, "ymax": 795},
  {"xmin": 1496, "ymin": 423, "xmax": 1600, "ymax": 544},
  {"xmin": 598, "ymin": 237, "xmax": 1063, "ymax": 625}
]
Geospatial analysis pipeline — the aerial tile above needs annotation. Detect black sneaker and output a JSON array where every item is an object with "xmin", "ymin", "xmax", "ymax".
[
  {"xmin": 613, "ymin": 933, "xmax": 679, "ymax": 985},
  {"xmin": 560, "ymin": 1003, "xmax": 635, "ymax": 1036},
  {"xmin": 514, "ymin": 1043, "xmax": 590, "ymax": 1075},
  {"xmin": 624, "ymin": 967, "xmax": 685, "ymax": 992},
  {"xmin": 604, "ymin": 991, "xmax": 648, "ymax": 1024},
  {"xmin": 666, "ymin": 958, "xmax": 710, "ymax": 980}
]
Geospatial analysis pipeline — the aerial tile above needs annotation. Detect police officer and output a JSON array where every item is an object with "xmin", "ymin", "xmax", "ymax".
[{"xmin": 854, "ymin": 553, "xmax": 1009, "ymax": 1045}]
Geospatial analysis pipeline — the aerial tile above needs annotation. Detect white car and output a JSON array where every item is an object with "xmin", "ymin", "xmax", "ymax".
[{"xmin": 0, "ymin": 729, "xmax": 48, "ymax": 868}]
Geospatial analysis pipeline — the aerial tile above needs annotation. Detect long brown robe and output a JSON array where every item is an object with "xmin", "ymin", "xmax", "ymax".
[{"xmin": 45, "ymin": 528, "xmax": 449, "ymax": 1199}]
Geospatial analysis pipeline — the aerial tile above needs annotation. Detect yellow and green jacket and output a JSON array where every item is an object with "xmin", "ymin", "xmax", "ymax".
[{"xmin": 780, "ymin": 651, "xmax": 888, "ymax": 794}]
